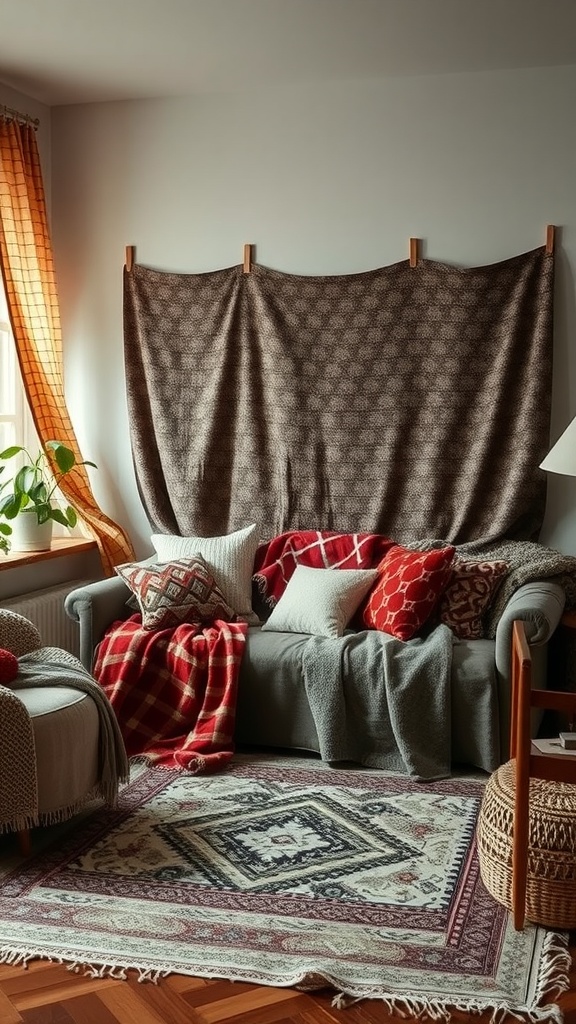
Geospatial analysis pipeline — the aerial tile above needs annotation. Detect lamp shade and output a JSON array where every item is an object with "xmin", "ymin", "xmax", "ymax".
[{"xmin": 540, "ymin": 417, "xmax": 576, "ymax": 476}]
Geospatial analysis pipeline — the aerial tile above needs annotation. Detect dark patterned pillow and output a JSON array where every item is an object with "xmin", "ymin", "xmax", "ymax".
[
  {"xmin": 438, "ymin": 559, "xmax": 508, "ymax": 639},
  {"xmin": 115, "ymin": 555, "xmax": 236, "ymax": 631}
]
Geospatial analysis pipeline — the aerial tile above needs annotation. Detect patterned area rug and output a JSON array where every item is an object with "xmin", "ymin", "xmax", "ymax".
[{"xmin": 0, "ymin": 755, "xmax": 570, "ymax": 1022}]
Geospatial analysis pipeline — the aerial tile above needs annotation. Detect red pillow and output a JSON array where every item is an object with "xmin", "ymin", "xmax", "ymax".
[
  {"xmin": 0, "ymin": 648, "xmax": 18, "ymax": 684},
  {"xmin": 362, "ymin": 544, "xmax": 455, "ymax": 641},
  {"xmin": 438, "ymin": 559, "xmax": 508, "ymax": 639}
]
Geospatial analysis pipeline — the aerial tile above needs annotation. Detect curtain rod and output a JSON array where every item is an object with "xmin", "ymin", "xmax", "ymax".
[{"xmin": 1, "ymin": 104, "xmax": 40, "ymax": 129}]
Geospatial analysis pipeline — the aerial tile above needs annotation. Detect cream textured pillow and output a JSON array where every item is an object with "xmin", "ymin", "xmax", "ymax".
[
  {"xmin": 151, "ymin": 523, "xmax": 259, "ymax": 623},
  {"xmin": 261, "ymin": 564, "xmax": 378, "ymax": 639}
]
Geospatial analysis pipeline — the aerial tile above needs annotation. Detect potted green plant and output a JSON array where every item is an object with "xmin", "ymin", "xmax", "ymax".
[{"xmin": 0, "ymin": 440, "xmax": 97, "ymax": 554}]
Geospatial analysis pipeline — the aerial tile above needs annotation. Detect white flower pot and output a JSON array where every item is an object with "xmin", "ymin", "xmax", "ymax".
[{"xmin": 10, "ymin": 511, "xmax": 53, "ymax": 552}]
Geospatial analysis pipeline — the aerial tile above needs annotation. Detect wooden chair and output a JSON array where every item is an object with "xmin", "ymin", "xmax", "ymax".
[
  {"xmin": 477, "ymin": 618, "xmax": 576, "ymax": 929},
  {"xmin": 509, "ymin": 618, "xmax": 576, "ymax": 929}
]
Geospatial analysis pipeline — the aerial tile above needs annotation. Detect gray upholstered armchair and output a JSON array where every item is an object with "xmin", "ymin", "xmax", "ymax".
[{"xmin": 0, "ymin": 609, "xmax": 128, "ymax": 855}]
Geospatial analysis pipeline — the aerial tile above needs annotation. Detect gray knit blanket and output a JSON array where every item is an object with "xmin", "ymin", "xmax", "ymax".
[
  {"xmin": 0, "ymin": 648, "xmax": 129, "ymax": 835},
  {"xmin": 301, "ymin": 625, "xmax": 453, "ymax": 781}
]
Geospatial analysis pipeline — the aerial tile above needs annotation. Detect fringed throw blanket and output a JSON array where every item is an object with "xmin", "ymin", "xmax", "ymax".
[
  {"xmin": 94, "ymin": 617, "xmax": 248, "ymax": 771},
  {"xmin": 124, "ymin": 246, "xmax": 553, "ymax": 547},
  {"xmin": 0, "ymin": 648, "xmax": 129, "ymax": 835}
]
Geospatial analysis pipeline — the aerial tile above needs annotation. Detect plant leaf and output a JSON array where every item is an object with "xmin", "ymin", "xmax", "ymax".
[
  {"xmin": 0, "ymin": 494, "xmax": 24, "ymax": 518},
  {"xmin": 49, "ymin": 507, "xmax": 72, "ymax": 527},
  {"xmin": 15, "ymin": 466, "xmax": 38, "ymax": 493},
  {"xmin": 31, "ymin": 482, "xmax": 48, "ymax": 504},
  {"xmin": 47, "ymin": 442, "xmax": 76, "ymax": 474},
  {"xmin": 35, "ymin": 503, "xmax": 51, "ymax": 525}
]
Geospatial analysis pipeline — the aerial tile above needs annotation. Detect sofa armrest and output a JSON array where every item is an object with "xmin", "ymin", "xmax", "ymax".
[
  {"xmin": 494, "ymin": 580, "xmax": 565, "ymax": 761},
  {"xmin": 65, "ymin": 576, "xmax": 132, "ymax": 671},
  {"xmin": 495, "ymin": 581, "xmax": 566, "ymax": 669}
]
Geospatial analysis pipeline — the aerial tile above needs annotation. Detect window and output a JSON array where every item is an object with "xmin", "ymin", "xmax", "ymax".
[
  {"xmin": 0, "ymin": 283, "xmax": 37, "ymax": 454},
  {"xmin": 0, "ymin": 283, "xmax": 87, "ymax": 546}
]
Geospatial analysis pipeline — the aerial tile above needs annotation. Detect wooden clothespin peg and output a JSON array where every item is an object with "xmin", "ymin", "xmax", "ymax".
[
  {"xmin": 125, "ymin": 245, "xmax": 135, "ymax": 271},
  {"xmin": 243, "ymin": 244, "xmax": 252, "ymax": 274},
  {"xmin": 409, "ymin": 238, "xmax": 418, "ymax": 268},
  {"xmin": 545, "ymin": 225, "xmax": 555, "ymax": 256}
]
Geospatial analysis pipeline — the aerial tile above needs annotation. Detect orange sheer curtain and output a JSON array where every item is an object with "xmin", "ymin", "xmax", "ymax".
[{"xmin": 0, "ymin": 115, "xmax": 135, "ymax": 575}]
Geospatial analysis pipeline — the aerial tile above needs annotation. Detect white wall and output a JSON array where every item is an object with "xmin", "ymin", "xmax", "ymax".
[{"xmin": 44, "ymin": 65, "xmax": 576, "ymax": 557}]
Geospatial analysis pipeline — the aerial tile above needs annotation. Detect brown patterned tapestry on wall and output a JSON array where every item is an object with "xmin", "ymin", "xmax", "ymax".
[{"xmin": 123, "ymin": 245, "xmax": 553, "ymax": 546}]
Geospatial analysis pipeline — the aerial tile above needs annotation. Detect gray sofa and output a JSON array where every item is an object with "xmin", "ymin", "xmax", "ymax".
[{"xmin": 65, "ymin": 575, "xmax": 566, "ymax": 774}]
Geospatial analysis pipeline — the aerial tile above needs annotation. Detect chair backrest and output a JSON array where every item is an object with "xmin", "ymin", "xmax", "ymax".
[
  {"xmin": 510, "ymin": 619, "xmax": 576, "ymax": 929},
  {"xmin": 508, "ymin": 614, "xmax": 573, "ymax": 929},
  {"xmin": 511, "ymin": 618, "xmax": 576, "ymax": 785},
  {"xmin": 0, "ymin": 609, "xmax": 42, "ymax": 658}
]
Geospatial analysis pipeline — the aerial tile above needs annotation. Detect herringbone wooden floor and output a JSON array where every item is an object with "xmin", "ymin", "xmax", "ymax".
[{"xmin": 0, "ymin": 942, "xmax": 573, "ymax": 1024}]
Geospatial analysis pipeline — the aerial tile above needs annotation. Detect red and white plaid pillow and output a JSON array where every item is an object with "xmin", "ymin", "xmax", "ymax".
[
  {"xmin": 361, "ymin": 544, "xmax": 455, "ymax": 641},
  {"xmin": 115, "ymin": 555, "xmax": 235, "ymax": 631},
  {"xmin": 438, "ymin": 559, "xmax": 508, "ymax": 639}
]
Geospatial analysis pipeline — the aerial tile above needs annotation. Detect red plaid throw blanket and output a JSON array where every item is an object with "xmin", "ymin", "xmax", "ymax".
[
  {"xmin": 253, "ymin": 530, "xmax": 394, "ymax": 607},
  {"xmin": 94, "ymin": 616, "xmax": 248, "ymax": 772}
]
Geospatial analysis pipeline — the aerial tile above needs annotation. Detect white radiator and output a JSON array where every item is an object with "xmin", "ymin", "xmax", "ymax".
[{"xmin": 1, "ymin": 579, "xmax": 96, "ymax": 658}]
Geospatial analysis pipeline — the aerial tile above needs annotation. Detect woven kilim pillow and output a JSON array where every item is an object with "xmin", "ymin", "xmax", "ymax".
[
  {"xmin": 362, "ymin": 544, "xmax": 455, "ymax": 641},
  {"xmin": 438, "ymin": 558, "xmax": 508, "ymax": 639},
  {"xmin": 115, "ymin": 555, "xmax": 236, "ymax": 631}
]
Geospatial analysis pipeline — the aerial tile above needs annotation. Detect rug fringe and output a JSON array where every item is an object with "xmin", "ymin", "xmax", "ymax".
[
  {"xmin": 331, "ymin": 988, "xmax": 566, "ymax": 1023},
  {"xmin": 70, "ymin": 960, "xmax": 170, "ymax": 984},
  {"xmin": 0, "ymin": 944, "xmax": 568, "ymax": 1020},
  {"xmin": 329, "ymin": 926, "xmax": 570, "ymax": 1023},
  {"xmin": 535, "ymin": 930, "xmax": 572, "ymax": 1002},
  {"xmin": 0, "ymin": 948, "xmax": 169, "ymax": 985},
  {"xmin": 0, "ymin": 949, "xmax": 37, "ymax": 969}
]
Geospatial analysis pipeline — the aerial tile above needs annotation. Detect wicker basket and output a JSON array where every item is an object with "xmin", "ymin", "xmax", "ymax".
[{"xmin": 476, "ymin": 759, "xmax": 576, "ymax": 929}]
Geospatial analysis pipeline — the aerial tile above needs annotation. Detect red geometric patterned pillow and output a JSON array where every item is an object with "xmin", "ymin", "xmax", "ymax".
[
  {"xmin": 115, "ymin": 556, "xmax": 236, "ymax": 631},
  {"xmin": 438, "ymin": 559, "xmax": 508, "ymax": 639},
  {"xmin": 361, "ymin": 544, "xmax": 456, "ymax": 641}
]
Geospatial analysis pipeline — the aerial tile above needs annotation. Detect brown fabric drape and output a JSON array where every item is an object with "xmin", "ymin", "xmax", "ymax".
[
  {"xmin": 0, "ymin": 117, "xmax": 135, "ymax": 574},
  {"xmin": 124, "ymin": 248, "xmax": 554, "ymax": 546}
]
